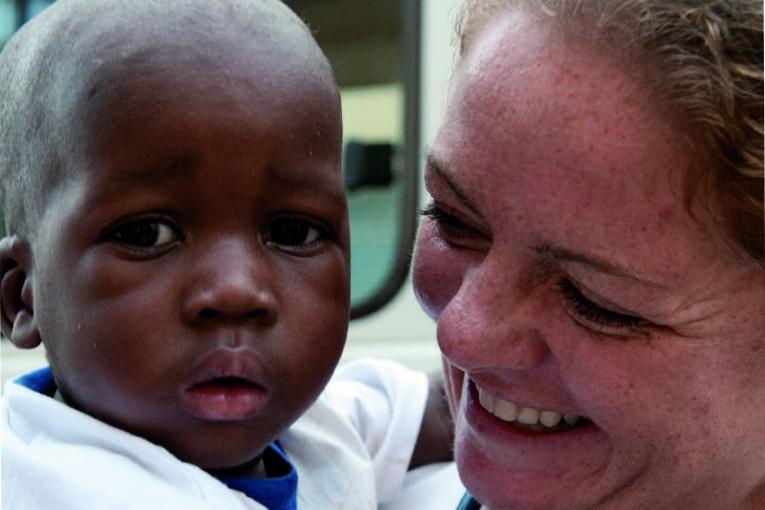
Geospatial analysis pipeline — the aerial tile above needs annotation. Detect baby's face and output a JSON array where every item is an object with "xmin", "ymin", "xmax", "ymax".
[{"xmin": 30, "ymin": 41, "xmax": 348, "ymax": 470}]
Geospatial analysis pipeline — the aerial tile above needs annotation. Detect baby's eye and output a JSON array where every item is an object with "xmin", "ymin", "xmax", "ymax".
[
  {"xmin": 557, "ymin": 278, "xmax": 650, "ymax": 338},
  {"xmin": 265, "ymin": 218, "xmax": 324, "ymax": 252},
  {"xmin": 107, "ymin": 219, "xmax": 179, "ymax": 249}
]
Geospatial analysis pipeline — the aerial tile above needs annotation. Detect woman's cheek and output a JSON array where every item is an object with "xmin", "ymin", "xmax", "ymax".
[{"xmin": 412, "ymin": 222, "xmax": 467, "ymax": 321}]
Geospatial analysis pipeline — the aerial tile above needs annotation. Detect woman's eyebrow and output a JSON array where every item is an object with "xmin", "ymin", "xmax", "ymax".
[
  {"xmin": 425, "ymin": 153, "xmax": 482, "ymax": 217},
  {"xmin": 426, "ymin": 154, "xmax": 667, "ymax": 290},
  {"xmin": 534, "ymin": 244, "xmax": 666, "ymax": 288}
]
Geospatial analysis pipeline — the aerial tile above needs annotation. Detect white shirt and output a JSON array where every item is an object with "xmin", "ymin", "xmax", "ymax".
[
  {"xmin": 379, "ymin": 462, "xmax": 465, "ymax": 510},
  {"xmin": 2, "ymin": 359, "xmax": 428, "ymax": 509}
]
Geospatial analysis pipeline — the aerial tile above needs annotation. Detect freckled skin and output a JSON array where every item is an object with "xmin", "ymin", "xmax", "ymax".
[
  {"xmin": 413, "ymin": 12, "xmax": 765, "ymax": 510},
  {"xmin": 1, "ymin": 2, "xmax": 349, "ymax": 471}
]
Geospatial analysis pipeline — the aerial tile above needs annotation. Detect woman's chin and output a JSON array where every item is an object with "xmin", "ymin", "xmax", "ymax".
[{"xmin": 455, "ymin": 439, "xmax": 609, "ymax": 510}]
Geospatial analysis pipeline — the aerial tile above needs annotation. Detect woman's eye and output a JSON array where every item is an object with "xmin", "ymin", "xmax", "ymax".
[
  {"xmin": 107, "ymin": 219, "xmax": 178, "ymax": 249},
  {"xmin": 266, "ymin": 218, "xmax": 323, "ymax": 250},
  {"xmin": 420, "ymin": 204, "xmax": 469, "ymax": 231},
  {"xmin": 420, "ymin": 203, "xmax": 488, "ymax": 249},
  {"xmin": 558, "ymin": 278, "xmax": 649, "ymax": 337}
]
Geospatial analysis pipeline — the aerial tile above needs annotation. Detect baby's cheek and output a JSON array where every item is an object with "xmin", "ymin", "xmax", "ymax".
[{"xmin": 412, "ymin": 224, "xmax": 466, "ymax": 321}]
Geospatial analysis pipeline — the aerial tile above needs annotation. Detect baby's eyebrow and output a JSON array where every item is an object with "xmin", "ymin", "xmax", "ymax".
[
  {"xmin": 100, "ymin": 155, "xmax": 194, "ymax": 190},
  {"xmin": 267, "ymin": 168, "xmax": 347, "ymax": 206}
]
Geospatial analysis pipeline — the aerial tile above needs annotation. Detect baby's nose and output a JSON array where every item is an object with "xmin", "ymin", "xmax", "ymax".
[{"xmin": 180, "ymin": 239, "xmax": 278, "ymax": 326}]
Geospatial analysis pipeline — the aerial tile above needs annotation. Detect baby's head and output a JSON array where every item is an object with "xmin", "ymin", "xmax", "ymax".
[{"xmin": 0, "ymin": 0, "xmax": 348, "ymax": 471}]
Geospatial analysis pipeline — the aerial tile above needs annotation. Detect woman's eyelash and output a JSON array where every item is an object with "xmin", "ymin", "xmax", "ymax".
[
  {"xmin": 419, "ymin": 204, "xmax": 470, "ymax": 230},
  {"xmin": 557, "ymin": 278, "xmax": 644, "ymax": 331}
]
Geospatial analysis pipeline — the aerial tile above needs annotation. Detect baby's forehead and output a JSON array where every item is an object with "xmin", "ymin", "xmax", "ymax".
[
  {"xmin": 42, "ymin": 2, "xmax": 334, "ymax": 136},
  {"xmin": 59, "ymin": 2, "xmax": 325, "ymax": 88},
  {"xmin": 20, "ymin": 0, "xmax": 332, "ymax": 113},
  {"xmin": 0, "ymin": 0, "xmax": 340, "ymax": 220}
]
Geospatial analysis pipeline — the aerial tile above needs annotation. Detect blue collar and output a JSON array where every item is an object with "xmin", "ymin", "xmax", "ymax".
[
  {"xmin": 17, "ymin": 367, "xmax": 299, "ymax": 510},
  {"xmin": 15, "ymin": 366, "xmax": 56, "ymax": 395},
  {"xmin": 216, "ymin": 443, "xmax": 297, "ymax": 510},
  {"xmin": 457, "ymin": 491, "xmax": 482, "ymax": 510}
]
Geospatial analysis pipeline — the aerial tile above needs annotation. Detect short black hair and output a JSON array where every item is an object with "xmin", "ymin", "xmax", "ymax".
[{"xmin": 0, "ymin": 0, "xmax": 335, "ymax": 241}]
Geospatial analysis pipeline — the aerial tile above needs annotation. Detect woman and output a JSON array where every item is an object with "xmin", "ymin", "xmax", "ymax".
[{"xmin": 411, "ymin": 0, "xmax": 764, "ymax": 508}]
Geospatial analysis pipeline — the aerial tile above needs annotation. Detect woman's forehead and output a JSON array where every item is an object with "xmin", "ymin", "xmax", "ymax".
[
  {"xmin": 427, "ymin": 14, "xmax": 742, "ymax": 291},
  {"xmin": 457, "ymin": 14, "xmax": 649, "ymax": 134},
  {"xmin": 443, "ymin": 11, "xmax": 678, "ymax": 185}
]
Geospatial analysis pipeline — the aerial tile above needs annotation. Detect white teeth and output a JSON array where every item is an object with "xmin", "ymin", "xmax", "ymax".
[
  {"xmin": 563, "ymin": 414, "xmax": 581, "ymax": 426},
  {"xmin": 477, "ymin": 386, "xmax": 584, "ymax": 430},
  {"xmin": 539, "ymin": 410, "xmax": 563, "ymax": 427},
  {"xmin": 517, "ymin": 407, "xmax": 540, "ymax": 425},
  {"xmin": 493, "ymin": 399, "xmax": 518, "ymax": 421},
  {"xmin": 478, "ymin": 387, "xmax": 496, "ymax": 412}
]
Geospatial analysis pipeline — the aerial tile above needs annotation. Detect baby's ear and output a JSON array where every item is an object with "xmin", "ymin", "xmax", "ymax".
[{"xmin": 0, "ymin": 235, "xmax": 41, "ymax": 349}]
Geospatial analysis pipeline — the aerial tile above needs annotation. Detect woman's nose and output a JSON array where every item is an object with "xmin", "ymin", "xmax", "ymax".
[
  {"xmin": 437, "ymin": 262, "xmax": 550, "ymax": 372},
  {"xmin": 181, "ymin": 239, "xmax": 278, "ymax": 326}
]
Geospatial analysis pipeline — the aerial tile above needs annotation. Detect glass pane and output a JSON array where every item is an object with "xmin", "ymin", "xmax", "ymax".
[
  {"xmin": 0, "ymin": 0, "xmax": 15, "ymax": 236},
  {"xmin": 0, "ymin": 0, "xmax": 16, "ymax": 50},
  {"xmin": 343, "ymin": 84, "xmax": 404, "ymax": 306},
  {"xmin": 27, "ymin": 0, "xmax": 50, "ymax": 18},
  {"xmin": 285, "ymin": 0, "xmax": 418, "ymax": 316}
]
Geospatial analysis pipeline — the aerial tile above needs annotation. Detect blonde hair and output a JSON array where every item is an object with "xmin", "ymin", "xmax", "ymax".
[{"xmin": 457, "ymin": 0, "xmax": 764, "ymax": 264}]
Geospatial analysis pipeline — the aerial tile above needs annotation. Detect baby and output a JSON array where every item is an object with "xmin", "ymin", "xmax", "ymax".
[{"xmin": 0, "ymin": 1, "xmax": 449, "ymax": 508}]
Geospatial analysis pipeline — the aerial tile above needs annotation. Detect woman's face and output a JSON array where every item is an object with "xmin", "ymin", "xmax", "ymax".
[{"xmin": 412, "ymin": 12, "xmax": 765, "ymax": 510}]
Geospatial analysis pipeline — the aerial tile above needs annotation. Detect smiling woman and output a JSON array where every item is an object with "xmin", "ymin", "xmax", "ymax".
[{"xmin": 408, "ymin": 0, "xmax": 765, "ymax": 509}]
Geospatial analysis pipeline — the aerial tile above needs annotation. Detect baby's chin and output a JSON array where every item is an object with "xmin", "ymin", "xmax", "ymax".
[
  {"xmin": 170, "ymin": 439, "xmax": 270, "ymax": 474},
  {"xmin": 120, "ymin": 414, "xmax": 276, "ymax": 473}
]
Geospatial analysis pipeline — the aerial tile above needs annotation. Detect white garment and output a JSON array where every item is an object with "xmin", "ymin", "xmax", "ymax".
[
  {"xmin": 2, "ymin": 359, "xmax": 428, "ymax": 510},
  {"xmin": 379, "ymin": 462, "xmax": 464, "ymax": 510}
]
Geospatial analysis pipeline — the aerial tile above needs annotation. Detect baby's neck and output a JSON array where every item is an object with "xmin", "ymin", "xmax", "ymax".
[{"xmin": 207, "ymin": 455, "xmax": 267, "ymax": 479}]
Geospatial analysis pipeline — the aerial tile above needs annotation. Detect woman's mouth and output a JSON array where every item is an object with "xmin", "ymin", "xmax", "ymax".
[
  {"xmin": 477, "ymin": 385, "xmax": 590, "ymax": 433},
  {"xmin": 460, "ymin": 378, "xmax": 607, "ymax": 479}
]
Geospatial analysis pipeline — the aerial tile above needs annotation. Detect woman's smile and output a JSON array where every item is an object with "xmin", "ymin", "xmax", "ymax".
[
  {"xmin": 458, "ymin": 376, "xmax": 608, "ymax": 480},
  {"xmin": 475, "ymin": 384, "xmax": 586, "ymax": 432}
]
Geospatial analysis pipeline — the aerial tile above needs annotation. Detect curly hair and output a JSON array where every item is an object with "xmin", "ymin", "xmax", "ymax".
[{"xmin": 457, "ymin": 0, "xmax": 764, "ymax": 265}]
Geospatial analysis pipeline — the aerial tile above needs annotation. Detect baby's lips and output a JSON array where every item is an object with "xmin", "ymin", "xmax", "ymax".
[
  {"xmin": 182, "ymin": 350, "xmax": 271, "ymax": 421},
  {"xmin": 186, "ymin": 347, "xmax": 269, "ymax": 387}
]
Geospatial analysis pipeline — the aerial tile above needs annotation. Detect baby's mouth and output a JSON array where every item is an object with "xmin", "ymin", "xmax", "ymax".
[
  {"xmin": 182, "ymin": 351, "xmax": 271, "ymax": 422},
  {"xmin": 183, "ymin": 375, "xmax": 268, "ymax": 421},
  {"xmin": 476, "ymin": 385, "xmax": 590, "ymax": 433},
  {"xmin": 192, "ymin": 376, "xmax": 261, "ymax": 391}
]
